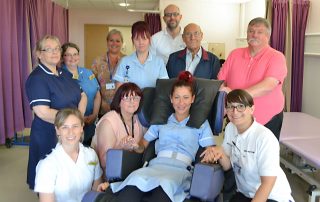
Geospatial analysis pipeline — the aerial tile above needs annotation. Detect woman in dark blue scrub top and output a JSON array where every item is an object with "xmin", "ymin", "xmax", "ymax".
[{"xmin": 25, "ymin": 35, "xmax": 87, "ymax": 190}]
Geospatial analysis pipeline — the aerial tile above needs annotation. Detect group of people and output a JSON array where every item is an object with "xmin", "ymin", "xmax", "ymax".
[{"xmin": 24, "ymin": 3, "xmax": 294, "ymax": 202}]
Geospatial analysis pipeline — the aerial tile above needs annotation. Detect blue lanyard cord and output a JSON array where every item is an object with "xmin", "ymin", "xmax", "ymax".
[{"xmin": 106, "ymin": 52, "xmax": 115, "ymax": 81}]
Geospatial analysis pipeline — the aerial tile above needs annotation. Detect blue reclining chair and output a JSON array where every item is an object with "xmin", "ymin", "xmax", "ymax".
[{"xmin": 82, "ymin": 78, "xmax": 226, "ymax": 202}]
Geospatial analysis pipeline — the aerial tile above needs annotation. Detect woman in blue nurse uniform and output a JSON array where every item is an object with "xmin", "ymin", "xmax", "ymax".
[
  {"xmin": 25, "ymin": 35, "xmax": 87, "ymax": 190},
  {"xmin": 110, "ymin": 71, "xmax": 216, "ymax": 202},
  {"xmin": 113, "ymin": 21, "xmax": 168, "ymax": 89},
  {"xmin": 61, "ymin": 42, "xmax": 101, "ymax": 146}
]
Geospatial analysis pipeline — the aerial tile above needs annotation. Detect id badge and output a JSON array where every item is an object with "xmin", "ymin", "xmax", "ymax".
[{"xmin": 106, "ymin": 82, "xmax": 115, "ymax": 90}]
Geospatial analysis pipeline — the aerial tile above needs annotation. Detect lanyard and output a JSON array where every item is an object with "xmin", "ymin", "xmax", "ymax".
[
  {"xmin": 120, "ymin": 112, "xmax": 134, "ymax": 138},
  {"xmin": 106, "ymin": 52, "xmax": 115, "ymax": 81}
]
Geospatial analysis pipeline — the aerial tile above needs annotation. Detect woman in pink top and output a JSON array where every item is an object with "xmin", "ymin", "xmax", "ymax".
[{"xmin": 91, "ymin": 82, "xmax": 146, "ymax": 178}]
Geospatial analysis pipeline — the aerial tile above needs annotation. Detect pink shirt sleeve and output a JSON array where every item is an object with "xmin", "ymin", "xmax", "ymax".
[{"xmin": 263, "ymin": 50, "xmax": 287, "ymax": 84}]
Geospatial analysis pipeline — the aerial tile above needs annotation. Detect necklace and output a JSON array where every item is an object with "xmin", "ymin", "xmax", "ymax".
[{"xmin": 119, "ymin": 112, "xmax": 134, "ymax": 138}]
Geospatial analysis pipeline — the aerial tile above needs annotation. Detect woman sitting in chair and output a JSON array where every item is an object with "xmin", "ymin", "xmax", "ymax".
[
  {"xmin": 34, "ymin": 108, "xmax": 102, "ymax": 202},
  {"xmin": 108, "ymin": 71, "xmax": 216, "ymax": 202},
  {"xmin": 91, "ymin": 82, "xmax": 147, "ymax": 179},
  {"xmin": 205, "ymin": 89, "xmax": 294, "ymax": 202}
]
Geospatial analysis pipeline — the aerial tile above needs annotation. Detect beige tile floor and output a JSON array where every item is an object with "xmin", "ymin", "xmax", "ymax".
[{"xmin": 0, "ymin": 145, "xmax": 38, "ymax": 202}]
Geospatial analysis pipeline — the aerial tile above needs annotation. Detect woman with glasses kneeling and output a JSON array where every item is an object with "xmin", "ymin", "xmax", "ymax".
[
  {"xmin": 34, "ymin": 108, "xmax": 102, "ymax": 202},
  {"xmin": 204, "ymin": 89, "xmax": 294, "ymax": 202},
  {"xmin": 108, "ymin": 71, "xmax": 216, "ymax": 202},
  {"xmin": 91, "ymin": 82, "xmax": 147, "ymax": 181}
]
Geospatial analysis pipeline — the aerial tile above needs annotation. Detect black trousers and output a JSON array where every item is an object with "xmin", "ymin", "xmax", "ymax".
[
  {"xmin": 230, "ymin": 192, "xmax": 277, "ymax": 202},
  {"xmin": 264, "ymin": 111, "xmax": 283, "ymax": 140},
  {"xmin": 115, "ymin": 185, "xmax": 171, "ymax": 202}
]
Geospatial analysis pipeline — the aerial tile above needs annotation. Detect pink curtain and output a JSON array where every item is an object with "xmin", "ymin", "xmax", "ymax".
[
  {"xmin": 28, "ymin": 0, "xmax": 68, "ymax": 66},
  {"xmin": 290, "ymin": 0, "xmax": 310, "ymax": 112},
  {"xmin": 0, "ymin": 0, "xmax": 68, "ymax": 144},
  {"xmin": 270, "ymin": 0, "xmax": 288, "ymax": 54},
  {"xmin": 144, "ymin": 13, "xmax": 161, "ymax": 36},
  {"xmin": 0, "ymin": 0, "xmax": 28, "ymax": 145}
]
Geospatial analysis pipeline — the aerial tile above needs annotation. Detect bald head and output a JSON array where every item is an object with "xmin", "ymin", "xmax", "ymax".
[
  {"xmin": 183, "ymin": 23, "xmax": 201, "ymax": 35},
  {"xmin": 182, "ymin": 23, "xmax": 203, "ymax": 54},
  {"xmin": 164, "ymin": 4, "xmax": 180, "ymax": 14},
  {"xmin": 163, "ymin": 4, "xmax": 182, "ymax": 31}
]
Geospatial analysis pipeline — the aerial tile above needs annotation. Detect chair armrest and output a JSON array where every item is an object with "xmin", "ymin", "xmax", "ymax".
[
  {"xmin": 106, "ymin": 149, "xmax": 143, "ymax": 182},
  {"xmin": 81, "ymin": 191, "xmax": 103, "ymax": 202},
  {"xmin": 190, "ymin": 163, "xmax": 224, "ymax": 201}
]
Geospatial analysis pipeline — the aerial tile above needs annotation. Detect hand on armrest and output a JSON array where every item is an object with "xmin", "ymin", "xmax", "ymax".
[
  {"xmin": 133, "ymin": 139, "xmax": 149, "ymax": 154},
  {"xmin": 97, "ymin": 182, "xmax": 109, "ymax": 192},
  {"xmin": 200, "ymin": 146, "xmax": 232, "ymax": 171}
]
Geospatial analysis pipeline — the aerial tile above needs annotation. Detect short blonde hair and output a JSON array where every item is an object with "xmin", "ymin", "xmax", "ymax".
[
  {"xmin": 35, "ymin": 35, "xmax": 61, "ymax": 52},
  {"xmin": 107, "ymin": 29, "xmax": 124, "ymax": 43},
  {"xmin": 34, "ymin": 35, "xmax": 61, "ymax": 66}
]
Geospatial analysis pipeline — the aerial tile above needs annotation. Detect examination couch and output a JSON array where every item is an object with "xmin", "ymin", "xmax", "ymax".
[{"xmin": 280, "ymin": 112, "xmax": 320, "ymax": 202}]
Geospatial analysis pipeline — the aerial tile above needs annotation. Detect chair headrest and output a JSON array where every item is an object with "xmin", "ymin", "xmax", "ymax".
[{"xmin": 150, "ymin": 78, "xmax": 223, "ymax": 128}]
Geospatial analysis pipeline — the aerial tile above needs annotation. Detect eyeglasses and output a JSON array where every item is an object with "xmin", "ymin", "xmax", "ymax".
[
  {"xmin": 183, "ymin": 31, "xmax": 201, "ymax": 38},
  {"xmin": 122, "ymin": 96, "xmax": 141, "ymax": 102},
  {"xmin": 41, "ymin": 47, "xmax": 61, "ymax": 53},
  {"xmin": 226, "ymin": 104, "xmax": 247, "ymax": 112},
  {"xmin": 64, "ymin": 53, "xmax": 79, "ymax": 57},
  {"xmin": 164, "ymin": 12, "xmax": 180, "ymax": 17}
]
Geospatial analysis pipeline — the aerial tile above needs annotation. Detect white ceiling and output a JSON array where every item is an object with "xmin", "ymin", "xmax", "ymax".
[
  {"xmin": 53, "ymin": 0, "xmax": 254, "ymax": 12},
  {"xmin": 53, "ymin": 0, "xmax": 160, "ymax": 12}
]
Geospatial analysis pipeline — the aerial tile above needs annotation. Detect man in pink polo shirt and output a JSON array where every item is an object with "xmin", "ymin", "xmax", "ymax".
[{"xmin": 218, "ymin": 17, "xmax": 287, "ymax": 140}]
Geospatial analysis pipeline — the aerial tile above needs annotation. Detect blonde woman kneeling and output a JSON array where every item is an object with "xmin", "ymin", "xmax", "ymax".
[{"xmin": 34, "ymin": 108, "xmax": 102, "ymax": 202}]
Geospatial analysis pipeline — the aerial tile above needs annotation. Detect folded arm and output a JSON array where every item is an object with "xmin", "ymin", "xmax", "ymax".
[
  {"xmin": 219, "ymin": 77, "xmax": 279, "ymax": 98},
  {"xmin": 245, "ymin": 77, "xmax": 279, "ymax": 98},
  {"xmin": 85, "ymin": 91, "xmax": 101, "ymax": 124},
  {"xmin": 33, "ymin": 105, "xmax": 58, "ymax": 124},
  {"xmin": 78, "ymin": 92, "xmax": 88, "ymax": 115}
]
